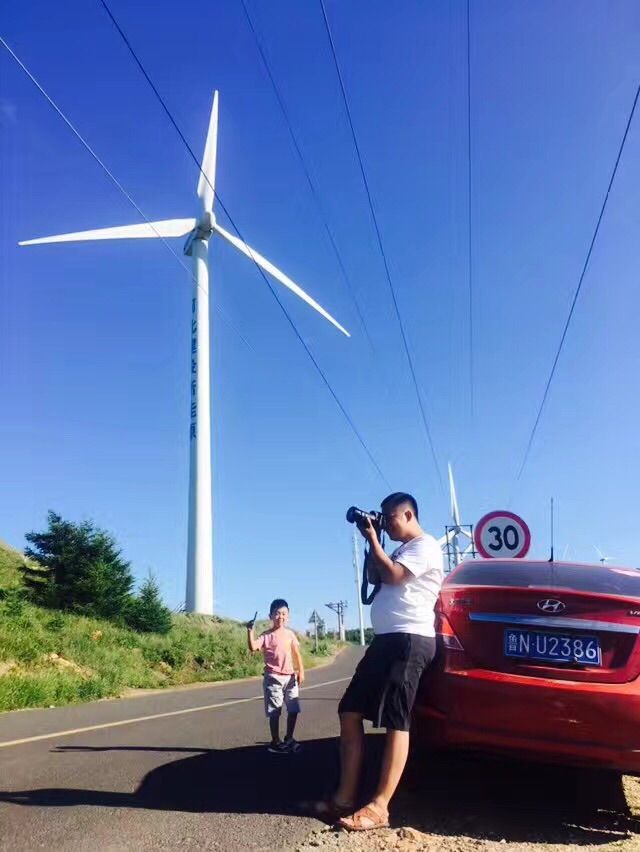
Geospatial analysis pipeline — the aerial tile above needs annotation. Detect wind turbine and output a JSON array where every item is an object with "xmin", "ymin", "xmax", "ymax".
[
  {"xmin": 19, "ymin": 91, "xmax": 349, "ymax": 615},
  {"xmin": 594, "ymin": 545, "xmax": 616, "ymax": 566},
  {"xmin": 437, "ymin": 462, "xmax": 474, "ymax": 570}
]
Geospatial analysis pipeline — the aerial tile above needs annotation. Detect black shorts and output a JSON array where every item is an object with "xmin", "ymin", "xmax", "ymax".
[{"xmin": 338, "ymin": 633, "xmax": 436, "ymax": 732}]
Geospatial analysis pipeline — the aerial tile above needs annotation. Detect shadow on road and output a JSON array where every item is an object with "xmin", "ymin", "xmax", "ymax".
[
  {"xmin": 1, "ymin": 737, "xmax": 638, "ymax": 846},
  {"xmin": 0, "ymin": 737, "xmax": 342, "ymax": 816}
]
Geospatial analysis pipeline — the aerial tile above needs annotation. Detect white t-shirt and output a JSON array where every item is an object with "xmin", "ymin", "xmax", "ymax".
[{"xmin": 370, "ymin": 533, "xmax": 443, "ymax": 637}]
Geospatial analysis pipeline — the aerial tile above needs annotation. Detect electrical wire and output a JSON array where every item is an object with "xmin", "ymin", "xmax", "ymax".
[
  {"xmin": 317, "ymin": 0, "xmax": 444, "ymax": 494},
  {"xmin": 466, "ymin": 0, "xmax": 474, "ymax": 419},
  {"xmin": 0, "ymin": 34, "xmax": 254, "ymax": 352},
  {"xmin": 95, "ymin": 0, "xmax": 392, "ymax": 488},
  {"xmin": 512, "ymin": 80, "xmax": 640, "ymax": 491},
  {"xmin": 239, "ymin": 0, "xmax": 377, "ymax": 355}
]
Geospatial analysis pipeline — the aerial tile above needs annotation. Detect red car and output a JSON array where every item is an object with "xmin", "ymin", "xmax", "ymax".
[{"xmin": 413, "ymin": 559, "xmax": 640, "ymax": 774}]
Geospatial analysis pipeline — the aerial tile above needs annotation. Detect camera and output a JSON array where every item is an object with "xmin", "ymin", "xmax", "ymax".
[
  {"xmin": 346, "ymin": 507, "xmax": 384, "ymax": 605},
  {"xmin": 346, "ymin": 506, "xmax": 384, "ymax": 530}
]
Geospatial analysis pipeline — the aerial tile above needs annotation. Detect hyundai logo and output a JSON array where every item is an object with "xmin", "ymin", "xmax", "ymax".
[{"xmin": 537, "ymin": 599, "xmax": 566, "ymax": 613}]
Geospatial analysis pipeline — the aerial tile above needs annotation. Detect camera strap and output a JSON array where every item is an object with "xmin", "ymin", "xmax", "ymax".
[{"xmin": 361, "ymin": 535, "xmax": 384, "ymax": 605}]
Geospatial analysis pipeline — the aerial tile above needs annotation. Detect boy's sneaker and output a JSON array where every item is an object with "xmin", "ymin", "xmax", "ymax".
[
  {"xmin": 284, "ymin": 738, "xmax": 301, "ymax": 753},
  {"xmin": 267, "ymin": 742, "xmax": 288, "ymax": 754}
]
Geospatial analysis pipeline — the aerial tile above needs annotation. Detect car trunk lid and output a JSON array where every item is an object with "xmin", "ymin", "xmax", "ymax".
[{"xmin": 443, "ymin": 561, "xmax": 640, "ymax": 684}]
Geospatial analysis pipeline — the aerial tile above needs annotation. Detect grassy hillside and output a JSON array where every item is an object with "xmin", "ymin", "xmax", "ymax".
[
  {"xmin": 0, "ymin": 538, "xmax": 25, "ymax": 590},
  {"xmin": 0, "ymin": 540, "xmax": 335, "ymax": 712}
]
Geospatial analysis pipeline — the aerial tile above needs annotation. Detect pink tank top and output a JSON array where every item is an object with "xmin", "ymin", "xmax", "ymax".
[{"xmin": 258, "ymin": 628, "xmax": 299, "ymax": 675}]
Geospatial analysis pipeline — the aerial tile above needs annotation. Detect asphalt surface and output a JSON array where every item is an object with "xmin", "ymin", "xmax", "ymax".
[
  {"xmin": 2, "ymin": 647, "xmax": 639, "ymax": 851},
  {"xmin": 0, "ymin": 647, "xmax": 362, "ymax": 851}
]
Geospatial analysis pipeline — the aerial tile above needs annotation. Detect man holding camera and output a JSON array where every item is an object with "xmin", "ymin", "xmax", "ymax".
[{"xmin": 329, "ymin": 492, "xmax": 443, "ymax": 831}]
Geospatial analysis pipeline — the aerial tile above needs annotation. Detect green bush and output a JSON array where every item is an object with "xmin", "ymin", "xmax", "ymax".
[
  {"xmin": 23, "ymin": 512, "xmax": 133, "ymax": 619},
  {"xmin": 126, "ymin": 576, "xmax": 172, "ymax": 634},
  {"xmin": 311, "ymin": 639, "xmax": 336, "ymax": 657}
]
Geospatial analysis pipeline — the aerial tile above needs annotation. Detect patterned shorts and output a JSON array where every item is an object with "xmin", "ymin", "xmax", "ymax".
[{"xmin": 263, "ymin": 672, "xmax": 301, "ymax": 717}]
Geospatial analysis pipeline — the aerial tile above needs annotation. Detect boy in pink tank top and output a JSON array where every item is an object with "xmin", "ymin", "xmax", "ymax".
[{"xmin": 247, "ymin": 598, "xmax": 305, "ymax": 753}]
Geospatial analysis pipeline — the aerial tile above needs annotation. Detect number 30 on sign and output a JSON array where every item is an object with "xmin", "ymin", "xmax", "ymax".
[{"xmin": 474, "ymin": 511, "xmax": 531, "ymax": 559}]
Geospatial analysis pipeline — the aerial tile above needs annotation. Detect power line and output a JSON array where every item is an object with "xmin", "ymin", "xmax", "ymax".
[
  {"xmin": 317, "ymin": 0, "xmax": 444, "ymax": 494},
  {"xmin": 513, "ymin": 81, "xmax": 640, "ymax": 490},
  {"xmin": 96, "ymin": 0, "xmax": 392, "ymax": 488},
  {"xmin": 0, "ymin": 34, "xmax": 253, "ymax": 352},
  {"xmin": 466, "ymin": 0, "xmax": 474, "ymax": 420},
  {"xmin": 239, "ymin": 0, "xmax": 377, "ymax": 355}
]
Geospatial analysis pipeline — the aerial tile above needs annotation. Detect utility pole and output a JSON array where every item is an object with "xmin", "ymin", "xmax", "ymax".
[
  {"xmin": 352, "ymin": 531, "xmax": 366, "ymax": 646},
  {"xmin": 325, "ymin": 601, "xmax": 348, "ymax": 641},
  {"xmin": 308, "ymin": 610, "xmax": 319, "ymax": 653}
]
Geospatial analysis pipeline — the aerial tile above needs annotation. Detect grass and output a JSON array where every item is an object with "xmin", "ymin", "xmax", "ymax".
[
  {"xmin": 0, "ymin": 540, "xmax": 339, "ymax": 712},
  {"xmin": 0, "ymin": 538, "xmax": 27, "ymax": 590}
]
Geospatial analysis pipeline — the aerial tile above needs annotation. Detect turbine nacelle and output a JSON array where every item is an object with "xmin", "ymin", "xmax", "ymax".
[{"xmin": 184, "ymin": 211, "xmax": 216, "ymax": 255}]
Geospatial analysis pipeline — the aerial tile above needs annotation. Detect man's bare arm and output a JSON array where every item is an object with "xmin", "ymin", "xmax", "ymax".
[{"xmin": 366, "ymin": 536, "xmax": 410, "ymax": 586}]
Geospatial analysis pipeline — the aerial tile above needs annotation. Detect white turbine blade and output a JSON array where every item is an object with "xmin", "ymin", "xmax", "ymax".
[
  {"xmin": 448, "ymin": 462, "xmax": 461, "ymax": 526},
  {"xmin": 214, "ymin": 223, "xmax": 350, "ymax": 337},
  {"xmin": 197, "ymin": 91, "xmax": 218, "ymax": 214},
  {"xmin": 593, "ymin": 545, "xmax": 605, "ymax": 561},
  {"xmin": 19, "ymin": 218, "xmax": 197, "ymax": 246},
  {"xmin": 438, "ymin": 527, "xmax": 460, "ymax": 548}
]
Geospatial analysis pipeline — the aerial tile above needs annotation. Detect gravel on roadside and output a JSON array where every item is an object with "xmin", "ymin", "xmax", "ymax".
[{"xmin": 294, "ymin": 758, "xmax": 640, "ymax": 852}]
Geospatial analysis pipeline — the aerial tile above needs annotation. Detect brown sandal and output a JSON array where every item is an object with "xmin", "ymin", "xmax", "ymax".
[{"xmin": 338, "ymin": 804, "xmax": 390, "ymax": 832}]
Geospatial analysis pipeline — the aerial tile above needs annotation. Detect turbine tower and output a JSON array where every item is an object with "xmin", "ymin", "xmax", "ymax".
[{"xmin": 19, "ymin": 92, "xmax": 349, "ymax": 615}]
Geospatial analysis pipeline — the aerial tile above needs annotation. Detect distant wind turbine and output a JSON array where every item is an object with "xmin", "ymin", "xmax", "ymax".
[
  {"xmin": 19, "ymin": 91, "xmax": 349, "ymax": 615},
  {"xmin": 593, "ymin": 545, "xmax": 616, "ymax": 565},
  {"xmin": 438, "ymin": 463, "xmax": 474, "ymax": 569}
]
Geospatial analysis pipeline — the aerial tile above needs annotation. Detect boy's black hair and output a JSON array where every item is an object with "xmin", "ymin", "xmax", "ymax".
[
  {"xmin": 269, "ymin": 598, "xmax": 289, "ymax": 615},
  {"xmin": 381, "ymin": 492, "xmax": 419, "ymax": 520}
]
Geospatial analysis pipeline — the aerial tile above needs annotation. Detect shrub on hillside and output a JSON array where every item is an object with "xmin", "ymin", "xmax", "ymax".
[
  {"xmin": 126, "ymin": 576, "xmax": 172, "ymax": 634},
  {"xmin": 345, "ymin": 627, "xmax": 374, "ymax": 645},
  {"xmin": 23, "ymin": 511, "xmax": 134, "ymax": 619},
  {"xmin": 313, "ymin": 639, "xmax": 334, "ymax": 656}
]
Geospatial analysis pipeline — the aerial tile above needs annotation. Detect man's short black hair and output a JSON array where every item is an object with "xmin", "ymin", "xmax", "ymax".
[
  {"xmin": 269, "ymin": 598, "xmax": 289, "ymax": 615},
  {"xmin": 381, "ymin": 492, "xmax": 419, "ymax": 520}
]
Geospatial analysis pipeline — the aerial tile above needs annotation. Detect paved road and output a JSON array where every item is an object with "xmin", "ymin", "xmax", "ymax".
[
  {"xmin": 2, "ymin": 647, "xmax": 639, "ymax": 851},
  {"xmin": 0, "ymin": 647, "xmax": 362, "ymax": 851}
]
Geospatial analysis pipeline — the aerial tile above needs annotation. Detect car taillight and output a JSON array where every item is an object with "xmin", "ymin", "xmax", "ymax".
[{"xmin": 437, "ymin": 612, "xmax": 464, "ymax": 651}]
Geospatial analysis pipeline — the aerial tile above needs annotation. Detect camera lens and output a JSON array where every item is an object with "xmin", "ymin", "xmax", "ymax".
[{"xmin": 346, "ymin": 506, "xmax": 358, "ymax": 524}]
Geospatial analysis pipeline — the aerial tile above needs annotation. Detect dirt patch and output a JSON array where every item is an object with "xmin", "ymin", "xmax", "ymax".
[
  {"xmin": 44, "ymin": 653, "xmax": 93, "ymax": 678},
  {"xmin": 295, "ymin": 750, "xmax": 640, "ymax": 851},
  {"xmin": 0, "ymin": 660, "xmax": 18, "ymax": 677}
]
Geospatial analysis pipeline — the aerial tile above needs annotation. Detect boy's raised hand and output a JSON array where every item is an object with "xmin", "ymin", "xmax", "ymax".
[{"xmin": 245, "ymin": 611, "xmax": 258, "ymax": 630}]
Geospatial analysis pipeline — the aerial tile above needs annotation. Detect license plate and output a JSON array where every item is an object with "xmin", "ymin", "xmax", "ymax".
[{"xmin": 504, "ymin": 629, "xmax": 602, "ymax": 666}]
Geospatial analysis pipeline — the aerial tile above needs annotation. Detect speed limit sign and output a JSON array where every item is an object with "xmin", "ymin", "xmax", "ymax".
[{"xmin": 474, "ymin": 511, "xmax": 531, "ymax": 559}]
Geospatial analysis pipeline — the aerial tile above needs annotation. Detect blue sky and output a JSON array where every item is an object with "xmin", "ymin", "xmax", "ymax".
[{"xmin": 1, "ymin": 1, "xmax": 639, "ymax": 631}]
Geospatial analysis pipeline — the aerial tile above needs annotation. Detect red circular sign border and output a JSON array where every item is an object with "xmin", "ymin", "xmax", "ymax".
[{"xmin": 474, "ymin": 510, "xmax": 531, "ymax": 559}]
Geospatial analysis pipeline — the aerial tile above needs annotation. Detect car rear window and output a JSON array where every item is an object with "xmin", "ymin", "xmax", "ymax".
[{"xmin": 447, "ymin": 561, "xmax": 640, "ymax": 597}]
